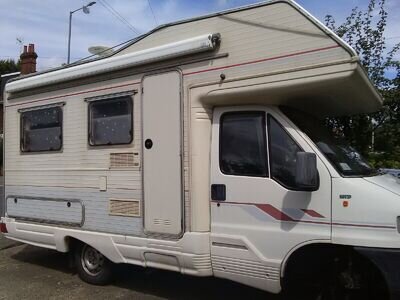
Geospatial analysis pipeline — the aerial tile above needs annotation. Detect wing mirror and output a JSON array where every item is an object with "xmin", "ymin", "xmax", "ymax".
[{"xmin": 295, "ymin": 152, "xmax": 319, "ymax": 191}]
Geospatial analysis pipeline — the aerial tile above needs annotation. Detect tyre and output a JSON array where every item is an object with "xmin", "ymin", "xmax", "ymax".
[
  {"xmin": 74, "ymin": 243, "xmax": 113, "ymax": 285},
  {"xmin": 283, "ymin": 249, "xmax": 388, "ymax": 300},
  {"xmin": 313, "ymin": 254, "xmax": 388, "ymax": 300}
]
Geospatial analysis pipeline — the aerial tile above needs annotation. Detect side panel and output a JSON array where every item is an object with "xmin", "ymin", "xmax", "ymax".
[
  {"xmin": 4, "ymin": 78, "xmax": 144, "ymax": 236},
  {"xmin": 142, "ymin": 71, "xmax": 182, "ymax": 235},
  {"xmin": 6, "ymin": 196, "xmax": 83, "ymax": 226}
]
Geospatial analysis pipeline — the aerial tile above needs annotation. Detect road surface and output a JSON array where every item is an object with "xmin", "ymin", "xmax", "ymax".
[{"xmin": 0, "ymin": 235, "xmax": 279, "ymax": 300}]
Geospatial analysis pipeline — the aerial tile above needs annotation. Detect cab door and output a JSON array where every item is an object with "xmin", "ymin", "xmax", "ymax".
[{"xmin": 210, "ymin": 106, "xmax": 331, "ymax": 292}]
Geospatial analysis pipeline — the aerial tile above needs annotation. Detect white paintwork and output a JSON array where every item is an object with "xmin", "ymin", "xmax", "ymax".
[
  {"xmin": 142, "ymin": 71, "xmax": 182, "ymax": 235},
  {"xmin": 2, "ymin": 219, "xmax": 212, "ymax": 276},
  {"xmin": 331, "ymin": 176, "xmax": 400, "ymax": 248},
  {"xmin": 210, "ymin": 106, "xmax": 331, "ymax": 292},
  {"xmin": 1, "ymin": 0, "xmax": 396, "ymax": 296},
  {"xmin": 6, "ymin": 34, "xmax": 217, "ymax": 93}
]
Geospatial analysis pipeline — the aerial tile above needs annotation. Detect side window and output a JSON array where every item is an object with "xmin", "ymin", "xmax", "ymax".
[
  {"xmin": 220, "ymin": 112, "xmax": 268, "ymax": 177},
  {"xmin": 88, "ymin": 96, "xmax": 133, "ymax": 146},
  {"xmin": 21, "ymin": 106, "xmax": 62, "ymax": 152},
  {"xmin": 268, "ymin": 115, "xmax": 302, "ymax": 189}
]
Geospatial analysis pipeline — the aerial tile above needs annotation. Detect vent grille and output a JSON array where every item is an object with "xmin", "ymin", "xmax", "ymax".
[
  {"xmin": 109, "ymin": 199, "xmax": 141, "ymax": 217},
  {"xmin": 153, "ymin": 218, "xmax": 172, "ymax": 226},
  {"xmin": 110, "ymin": 152, "xmax": 140, "ymax": 168}
]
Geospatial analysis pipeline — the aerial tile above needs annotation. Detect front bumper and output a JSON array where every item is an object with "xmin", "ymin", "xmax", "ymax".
[{"xmin": 355, "ymin": 247, "xmax": 400, "ymax": 300}]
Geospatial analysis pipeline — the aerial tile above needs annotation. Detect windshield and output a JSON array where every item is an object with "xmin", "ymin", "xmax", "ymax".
[{"xmin": 281, "ymin": 107, "xmax": 378, "ymax": 177}]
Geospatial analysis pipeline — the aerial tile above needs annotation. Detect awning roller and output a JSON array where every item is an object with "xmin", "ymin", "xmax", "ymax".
[{"xmin": 6, "ymin": 33, "xmax": 220, "ymax": 94}]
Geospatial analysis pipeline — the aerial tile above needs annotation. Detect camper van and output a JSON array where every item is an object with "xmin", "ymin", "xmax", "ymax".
[{"xmin": 1, "ymin": 0, "xmax": 400, "ymax": 299}]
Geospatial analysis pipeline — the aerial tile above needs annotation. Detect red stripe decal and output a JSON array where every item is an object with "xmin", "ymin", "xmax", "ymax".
[
  {"xmin": 183, "ymin": 45, "xmax": 340, "ymax": 76},
  {"xmin": 301, "ymin": 209, "xmax": 325, "ymax": 218},
  {"xmin": 255, "ymin": 204, "xmax": 294, "ymax": 221},
  {"xmin": 6, "ymin": 81, "xmax": 141, "ymax": 108},
  {"xmin": 211, "ymin": 201, "xmax": 396, "ymax": 229}
]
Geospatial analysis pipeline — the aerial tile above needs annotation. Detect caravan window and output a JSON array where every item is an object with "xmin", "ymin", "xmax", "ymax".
[
  {"xmin": 88, "ymin": 96, "xmax": 133, "ymax": 146},
  {"xmin": 21, "ymin": 106, "xmax": 63, "ymax": 152},
  {"xmin": 220, "ymin": 112, "xmax": 268, "ymax": 177}
]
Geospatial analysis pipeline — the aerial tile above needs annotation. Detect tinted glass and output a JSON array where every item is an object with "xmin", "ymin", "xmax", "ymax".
[
  {"xmin": 21, "ymin": 107, "xmax": 62, "ymax": 152},
  {"xmin": 220, "ymin": 112, "xmax": 268, "ymax": 177},
  {"xmin": 89, "ymin": 97, "xmax": 133, "ymax": 146},
  {"xmin": 281, "ymin": 107, "xmax": 377, "ymax": 177},
  {"xmin": 268, "ymin": 116, "xmax": 302, "ymax": 189}
]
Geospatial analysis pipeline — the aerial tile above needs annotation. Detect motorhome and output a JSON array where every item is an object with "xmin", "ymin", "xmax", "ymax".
[{"xmin": 1, "ymin": 1, "xmax": 400, "ymax": 299}]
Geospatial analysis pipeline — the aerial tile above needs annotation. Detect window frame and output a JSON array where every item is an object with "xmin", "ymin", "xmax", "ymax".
[
  {"xmin": 19, "ymin": 103, "xmax": 64, "ymax": 154},
  {"xmin": 87, "ymin": 95, "xmax": 134, "ymax": 147},
  {"xmin": 267, "ymin": 114, "xmax": 306, "ymax": 191},
  {"xmin": 219, "ymin": 111, "xmax": 269, "ymax": 178}
]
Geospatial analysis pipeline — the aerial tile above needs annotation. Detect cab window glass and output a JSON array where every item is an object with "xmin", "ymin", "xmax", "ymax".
[
  {"xmin": 268, "ymin": 115, "xmax": 302, "ymax": 189},
  {"xmin": 220, "ymin": 112, "xmax": 268, "ymax": 177}
]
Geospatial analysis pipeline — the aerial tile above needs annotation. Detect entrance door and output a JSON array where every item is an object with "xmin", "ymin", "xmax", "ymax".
[
  {"xmin": 210, "ymin": 106, "xmax": 331, "ymax": 292},
  {"xmin": 142, "ymin": 71, "xmax": 182, "ymax": 235}
]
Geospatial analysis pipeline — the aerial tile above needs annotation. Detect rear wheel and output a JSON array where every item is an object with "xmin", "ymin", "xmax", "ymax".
[{"xmin": 74, "ymin": 243, "xmax": 113, "ymax": 285}]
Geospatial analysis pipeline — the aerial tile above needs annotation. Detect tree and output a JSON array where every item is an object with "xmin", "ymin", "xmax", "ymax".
[
  {"xmin": 324, "ymin": 0, "xmax": 400, "ymax": 168},
  {"xmin": 0, "ymin": 59, "xmax": 20, "ymax": 75}
]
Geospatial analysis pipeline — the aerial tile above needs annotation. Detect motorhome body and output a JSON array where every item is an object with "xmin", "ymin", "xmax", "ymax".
[{"xmin": 2, "ymin": 0, "xmax": 400, "ymax": 298}]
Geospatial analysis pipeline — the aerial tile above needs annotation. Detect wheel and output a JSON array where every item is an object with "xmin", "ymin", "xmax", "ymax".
[
  {"xmin": 283, "ymin": 249, "xmax": 388, "ymax": 300},
  {"xmin": 314, "ymin": 255, "xmax": 388, "ymax": 300},
  {"xmin": 74, "ymin": 243, "xmax": 113, "ymax": 285}
]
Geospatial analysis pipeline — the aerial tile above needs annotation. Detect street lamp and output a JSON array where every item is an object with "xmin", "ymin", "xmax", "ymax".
[{"xmin": 67, "ymin": 2, "xmax": 96, "ymax": 64}]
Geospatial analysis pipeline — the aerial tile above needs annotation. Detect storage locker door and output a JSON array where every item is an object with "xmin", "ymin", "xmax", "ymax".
[{"xmin": 142, "ymin": 71, "xmax": 182, "ymax": 235}]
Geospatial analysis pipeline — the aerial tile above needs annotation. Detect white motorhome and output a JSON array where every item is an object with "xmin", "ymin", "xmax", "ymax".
[{"xmin": 1, "ymin": 1, "xmax": 400, "ymax": 299}]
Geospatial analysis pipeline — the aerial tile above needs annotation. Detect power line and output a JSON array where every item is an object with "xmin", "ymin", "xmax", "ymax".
[
  {"xmin": 74, "ymin": 35, "xmax": 142, "ymax": 63},
  {"xmin": 98, "ymin": 0, "xmax": 140, "ymax": 35},
  {"xmin": 387, "ymin": 35, "xmax": 400, "ymax": 40},
  {"xmin": 147, "ymin": 0, "xmax": 158, "ymax": 27}
]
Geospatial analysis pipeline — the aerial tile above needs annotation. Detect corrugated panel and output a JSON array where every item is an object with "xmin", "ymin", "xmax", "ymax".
[
  {"xmin": 212, "ymin": 255, "xmax": 280, "ymax": 280},
  {"xmin": 109, "ymin": 199, "xmax": 141, "ymax": 217}
]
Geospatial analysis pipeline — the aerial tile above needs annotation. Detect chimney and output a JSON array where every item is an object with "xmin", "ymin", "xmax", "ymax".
[{"xmin": 20, "ymin": 44, "xmax": 38, "ymax": 75}]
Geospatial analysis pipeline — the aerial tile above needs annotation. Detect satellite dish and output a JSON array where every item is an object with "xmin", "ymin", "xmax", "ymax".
[{"xmin": 88, "ymin": 46, "xmax": 114, "ymax": 57}]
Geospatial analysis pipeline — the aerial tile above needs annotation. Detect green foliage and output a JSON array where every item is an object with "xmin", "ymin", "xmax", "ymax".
[
  {"xmin": 0, "ymin": 59, "xmax": 20, "ymax": 75},
  {"xmin": 324, "ymin": 0, "xmax": 400, "ymax": 168}
]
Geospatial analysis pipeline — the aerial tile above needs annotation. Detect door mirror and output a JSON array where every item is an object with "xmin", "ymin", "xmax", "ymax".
[{"xmin": 295, "ymin": 152, "xmax": 319, "ymax": 191}]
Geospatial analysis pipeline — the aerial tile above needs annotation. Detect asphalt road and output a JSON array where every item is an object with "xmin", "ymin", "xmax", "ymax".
[{"xmin": 0, "ymin": 235, "xmax": 280, "ymax": 300}]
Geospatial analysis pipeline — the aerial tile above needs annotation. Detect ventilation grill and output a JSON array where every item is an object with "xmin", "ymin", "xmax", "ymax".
[
  {"xmin": 153, "ymin": 218, "xmax": 172, "ymax": 226},
  {"xmin": 110, "ymin": 152, "xmax": 139, "ymax": 168},
  {"xmin": 109, "ymin": 199, "xmax": 141, "ymax": 217}
]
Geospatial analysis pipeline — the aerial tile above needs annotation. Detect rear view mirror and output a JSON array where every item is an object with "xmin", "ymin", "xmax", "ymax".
[{"xmin": 295, "ymin": 152, "xmax": 319, "ymax": 191}]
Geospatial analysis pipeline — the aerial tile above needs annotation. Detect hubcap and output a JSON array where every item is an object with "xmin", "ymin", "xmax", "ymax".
[{"xmin": 81, "ymin": 245, "xmax": 104, "ymax": 276}]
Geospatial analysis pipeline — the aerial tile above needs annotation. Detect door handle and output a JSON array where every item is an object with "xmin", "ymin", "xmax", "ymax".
[{"xmin": 211, "ymin": 184, "xmax": 226, "ymax": 201}]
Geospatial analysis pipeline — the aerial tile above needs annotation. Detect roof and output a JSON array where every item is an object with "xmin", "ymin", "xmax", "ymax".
[{"xmin": 7, "ymin": 0, "xmax": 356, "ymax": 84}]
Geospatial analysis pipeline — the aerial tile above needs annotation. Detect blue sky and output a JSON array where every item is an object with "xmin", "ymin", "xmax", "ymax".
[{"xmin": 0, "ymin": 0, "xmax": 399, "ymax": 71}]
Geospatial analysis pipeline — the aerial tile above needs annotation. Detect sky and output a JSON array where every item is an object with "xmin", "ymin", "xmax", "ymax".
[{"xmin": 0, "ymin": 0, "xmax": 399, "ymax": 71}]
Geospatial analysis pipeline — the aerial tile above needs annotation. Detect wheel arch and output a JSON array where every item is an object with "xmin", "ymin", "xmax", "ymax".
[
  {"xmin": 59, "ymin": 234, "xmax": 124, "ymax": 264},
  {"xmin": 281, "ymin": 242, "xmax": 389, "ymax": 298}
]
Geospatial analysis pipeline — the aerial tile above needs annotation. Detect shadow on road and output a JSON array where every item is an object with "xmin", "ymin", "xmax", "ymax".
[{"xmin": 11, "ymin": 245, "xmax": 281, "ymax": 300}]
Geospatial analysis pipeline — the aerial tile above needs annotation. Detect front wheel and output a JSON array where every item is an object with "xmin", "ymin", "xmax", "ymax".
[{"xmin": 74, "ymin": 243, "xmax": 113, "ymax": 285}]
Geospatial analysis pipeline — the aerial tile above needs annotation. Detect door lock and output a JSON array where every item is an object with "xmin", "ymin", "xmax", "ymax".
[{"xmin": 145, "ymin": 139, "xmax": 153, "ymax": 149}]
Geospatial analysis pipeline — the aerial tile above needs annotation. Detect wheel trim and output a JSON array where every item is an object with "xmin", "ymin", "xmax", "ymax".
[{"xmin": 81, "ymin": 245, "xmax": 105, "ymax": 276}]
